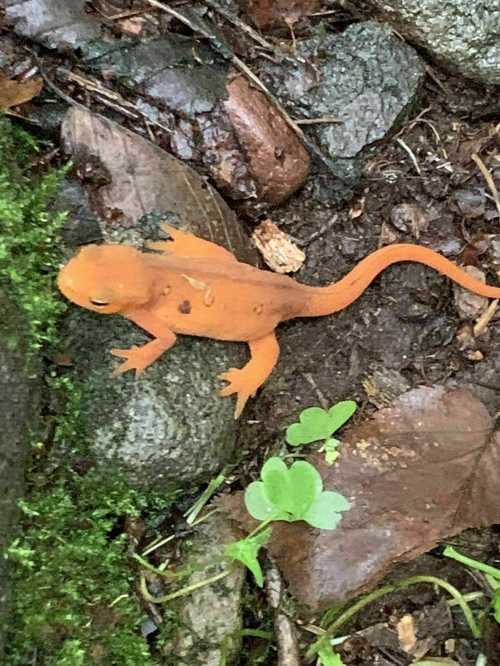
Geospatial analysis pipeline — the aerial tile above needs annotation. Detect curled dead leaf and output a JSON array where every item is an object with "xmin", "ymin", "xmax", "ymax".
[{"xmin": 0, "ymin": 75, "xmax": 43, "ymax": 109}]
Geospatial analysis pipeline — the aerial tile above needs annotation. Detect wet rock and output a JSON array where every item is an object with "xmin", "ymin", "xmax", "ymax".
[
  {"xmin": 164, "ymin": 513, "xmax": 245, "ymax": 665},
  {"xmin": 58, "ymin": 107, "xmax": 256, "ymax": 489},
  {"xmin": 352, "ymin": 0, "xmax": 500, "ymax": 85},
  {"xmin": 262, "ymin": 21, "xmax": 425, "ymax": 182},
  {"xmin": 224, "ymin": 72, "xmax": 310, "ymax": 207},
  {"xmin": 0, "ymin": 291, "xmax": 42, "ymax": 659},
  {"xmin": 62, "ymin": 310, "xmax": 244, "ymax": 489},
  {"xmin": 5, "ymin": 0, "xmax": 101, "ymax": 50},
  {"xmin": 86, "ymin": 37, "xmax": 309, "ymax": 208}
]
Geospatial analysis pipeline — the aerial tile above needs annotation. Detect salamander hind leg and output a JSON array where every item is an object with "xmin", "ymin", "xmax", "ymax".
[
  {"xmin": 219, "ymin": 333, "xmax": 280, "ymax": 418},
  {"xmin": 146, "ymin": 224, "xmax": 237, "ymax": 262}
]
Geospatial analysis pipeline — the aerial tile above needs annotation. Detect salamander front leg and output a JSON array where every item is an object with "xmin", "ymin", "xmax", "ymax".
[
  {"xmin": 219, "ymin": 333, "xmax": 280, "ymax": 418},
  {"xmin": 111, "ymin": 310, "xmax": 177, "ymax": 377}
]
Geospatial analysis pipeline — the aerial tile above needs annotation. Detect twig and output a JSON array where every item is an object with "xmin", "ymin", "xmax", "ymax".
[
  {"xmin": 473, "ymin": 299, "xmax": 499, "ymax": 337},
  {"xmin": 294, "ymin": 116, "xmax": 342, "ymax": 125},
  {"xmin": 472, "ymin": 152, "xmax": 500, "ymax": 220},
  {"xmin": 201, "ymin": 0, "xmax": 276, "ymax": 52},
  {"xmin": 396, "ymin": 137, "xmax": 421, "ymax": 175}
]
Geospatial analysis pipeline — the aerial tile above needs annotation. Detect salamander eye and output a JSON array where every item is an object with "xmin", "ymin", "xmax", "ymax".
[{"xmin": 90, "ymin": 298, "xmax": 110, "ymax": 307}]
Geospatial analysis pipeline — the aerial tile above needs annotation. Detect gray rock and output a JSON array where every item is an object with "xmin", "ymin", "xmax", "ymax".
[
  {"xmin": 263, "ymin": 21, "xmax": 425, "ymax": 170},
  {"xmin": 0, "ymin": 291, "xmax": 41, "ymax": 660},
  {"xmin": 61, "ymin": 308, "xmax": 245, "ymax": 490},
  {"xmin": 85, "ymin": 35, "xmax": 229, "ymax": 118},
  {"xmin": 354, "ymin": 0, "xmax": 500, "ymax": 85},
  {"xmin": 164, "ymin": 513, "xmax": 245, "ymax": 665},
  {"xmin": 4, "ymin": 0, "xmax": 101, "ymax": 51}
]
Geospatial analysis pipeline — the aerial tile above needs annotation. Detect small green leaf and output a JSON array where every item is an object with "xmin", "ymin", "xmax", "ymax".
[
  {"xmin": 286, "ymin": 407, "xmax": 333, "ymax": 445},
  {"xmin": 260, "ymin": 457, "xmax": 291, "ymax": 514},
  {"xmin": 286, "ymin": 401, "xmax": 357, "ymax": 447},
  {"xmin": 244, "ymin": 481, "xmax": 286, "ymax": 521},
  {"xmin": 244, "ymin": 457, "xmax": 350, "ymax": 530},
  {"xmin": 317, "ymin": 644, "xmax": 345, "ymax": 665},
  {"xmin": 288, "ymin": 460, "xmax": 323, "ymax": 517},
  {"xmin": 225, "ymin": 528, "xmax": 272, "ymax": 587},
  {"xmin": 327, "ymin": 401, "xmax": 357, "ymax": 431},
  {"xmin": 302, "ymin": 491, "xmax": 350, "ymax": 530}
]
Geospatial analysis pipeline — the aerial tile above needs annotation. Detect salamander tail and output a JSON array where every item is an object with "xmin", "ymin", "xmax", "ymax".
[{"xmin": 300, "ymin": 244, "xmax": 500, "ymax": 317}]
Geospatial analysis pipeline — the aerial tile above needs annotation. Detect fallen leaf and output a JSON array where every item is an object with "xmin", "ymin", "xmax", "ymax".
[
  {"xmin": 60, "ymin": 108, "xmax": 257, "ymax": 263},
  {"xmin": 252, "ymin": 220, "xmax": 305, "ymax": 273},
  {"xmin": 0, "ymin": 75, "xmax": 43, "ymax": 109},
  {"xmin": 221, "ymin": 386, "xmax": 500, "ymax": 610}
]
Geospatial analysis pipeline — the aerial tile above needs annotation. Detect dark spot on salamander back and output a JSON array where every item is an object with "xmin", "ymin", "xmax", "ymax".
[{"xmin": 178, "ymin": 300, "xmax": 191, "ymax": 314}]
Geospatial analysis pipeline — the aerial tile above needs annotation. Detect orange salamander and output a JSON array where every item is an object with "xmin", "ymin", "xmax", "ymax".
[{"xmin": 58, "ymin": 224, "xmax": 500, "ymax": 417}]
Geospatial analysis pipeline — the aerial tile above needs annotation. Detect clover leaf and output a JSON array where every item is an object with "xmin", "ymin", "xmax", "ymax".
[
  {"xmin": 286, "ymin": 401, "xmax": 357, "ymax": 447},
  {"xmin": 225, "ymin": 527, "xmax": 272, "ymax": 587},
  {"xmin": 244, "ymin": 457, "xmax": 350, "ymax": 530},
  {"xmin": 318, "ymin": 645, "xmax": 345, "ymax": 666}
]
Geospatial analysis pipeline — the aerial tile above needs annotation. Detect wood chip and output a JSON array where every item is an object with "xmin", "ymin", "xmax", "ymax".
[{"xmin": 252, "ymin": 219, "xmax": 305, "ymax": 273}]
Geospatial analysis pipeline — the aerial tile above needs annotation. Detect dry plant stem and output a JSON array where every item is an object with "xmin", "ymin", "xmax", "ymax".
[
  {"xmin": 305, "ymin": 575, "xmax": 481, "ymax": 661},
  {"xmin": 473, "ymin": 299, "xmax": 499, "ymax": 337},
  {"xmin": 139, "ymin": 567, "xmax": 232, "ymax": 603},
  {"xmin": 472, "ymin": 153, "xmax": 500, "ymax": 219},
  {"xmin": 266, "ymin": 561, "xmax": 301, "ymax": 666}
]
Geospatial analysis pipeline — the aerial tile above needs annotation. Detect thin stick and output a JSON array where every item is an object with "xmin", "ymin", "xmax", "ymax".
[
  {"xmin": 396, "ymin": 137, "xmax": 421, "ymax": 175},
  {"xmin": 472, "ymin": 152, "xmax": 500, "ymax": 220},
  {"xmin": 473, "ymin": 299, "xmax": 499, "ymax": 337},
  {"xmin": 201, "ymin": 0, "xmax": 276, "ymax": 51}
]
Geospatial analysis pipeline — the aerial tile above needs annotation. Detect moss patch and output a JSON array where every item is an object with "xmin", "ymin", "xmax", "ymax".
[
  {"xmin": 6, "ymin": 470, "xmax": 172, "ymax": 665},
  {"xmin": 1, "ymin": 117, "xmax": 177, "ymax": 664},
  {"xmin": 0, "ymin": 115, "xmax": 67, "ymax": 350}
]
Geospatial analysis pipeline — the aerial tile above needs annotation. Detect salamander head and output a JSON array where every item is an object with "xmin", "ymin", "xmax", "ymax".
[{"xmin": 57, "ymin": 244, "xmax": 154, "ymax": 314}]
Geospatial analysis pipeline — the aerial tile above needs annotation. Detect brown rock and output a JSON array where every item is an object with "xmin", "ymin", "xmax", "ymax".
[{"xmin": 225, "ymin": 72, "xmax": 310, "ymax": 206}]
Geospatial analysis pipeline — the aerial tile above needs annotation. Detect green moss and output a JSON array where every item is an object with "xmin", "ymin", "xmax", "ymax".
[
  {"xmin": 6, "ymin": 470, "xmax": 172, "ymax": 665},
  {"xmin": 0, "ymin": 115, "xmax": 67, "ymax": 350},
  {"xmin": 1, "ymin": 117, "xmax": 178, "ymax": 664}
]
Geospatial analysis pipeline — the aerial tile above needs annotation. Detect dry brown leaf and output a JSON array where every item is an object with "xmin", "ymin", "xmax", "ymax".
[
  {"xmin": 220, "ymin": 386, "xmax": 500, "ymax": 610},
  {"xmin": 60, "ymin": 107, "xmax": 258, "ymax": 263},
  {"xmin": 0, "ymin": 75, "xmax": 43, "ymax": 109},
  {"xmin": 252, "ymin": 219, "xmax": 305, "ymax": 273}
]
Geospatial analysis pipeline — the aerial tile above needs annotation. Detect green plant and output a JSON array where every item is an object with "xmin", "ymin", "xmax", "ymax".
[
  {"xmin": 286, "ymin": 401, "xmax": 357, "ymax": 463},
  {"xmin": 306, "ymin": 575, "xmax": 481, "ymax": 662},
  {"xmin": 444, "ymin": 545, "xmax": 500, "ymax": 623},
  {"xmin": 225, "ymin": 528, "xmax": 272, "ymax": 587},
  {"xmin": 317, "ymin": 644, "xmax": 345, "ymax": 665},
  {"xmin": 244, "ymin": 457, "xmax": 350, "ymax": 529},
  {"xmin": 6, "ymin": 469, "xmax": 171, "ymax": 664},
  {"xmin": 0, "ymin": 115, "xmax": 68, "ymax": 350}
]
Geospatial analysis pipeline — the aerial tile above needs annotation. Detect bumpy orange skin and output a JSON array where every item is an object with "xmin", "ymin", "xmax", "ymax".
[{"xmin": 58, "ymin": 225, "xmax": 500, "ymax": 417}]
